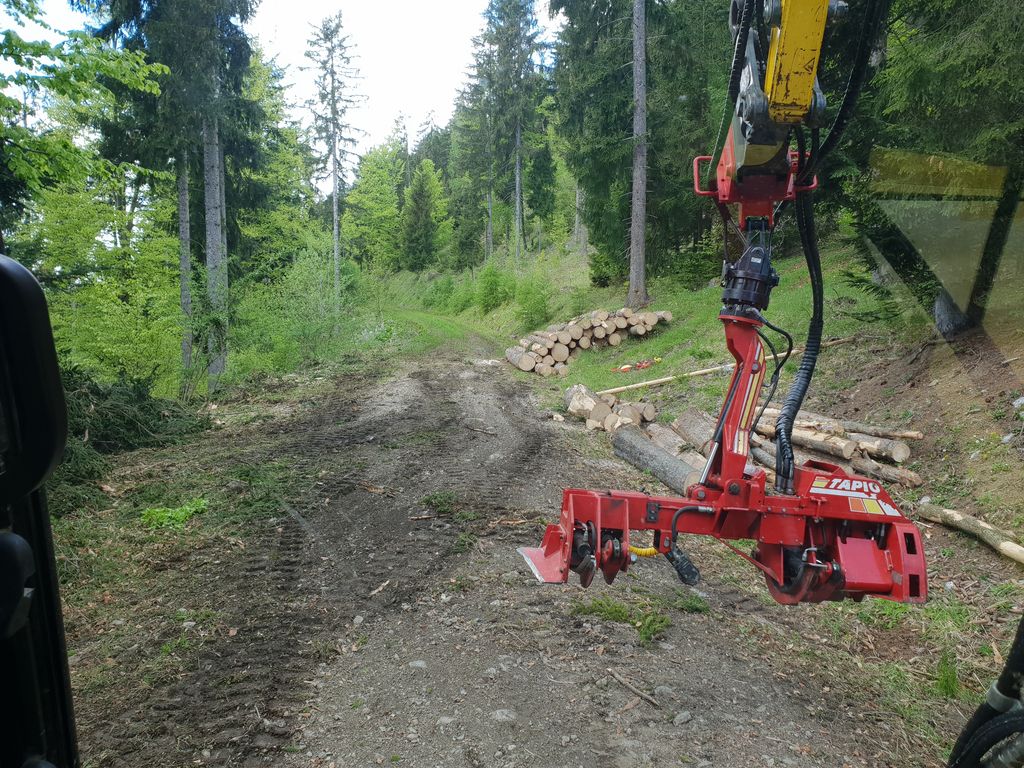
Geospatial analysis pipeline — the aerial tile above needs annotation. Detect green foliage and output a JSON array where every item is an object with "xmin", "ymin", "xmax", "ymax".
[
  {"xmin": 447, "ymin": 280, "xmax": 477, "ymax": 314},
  {"xmin": 402, "ymin": 159, "xmax": 451, "ymax": 271},
  {"xmin": 140, "ymin": 498, "xmax": 208, "ymax": 530},
  {"xmin": 422, "ymin": 491, "xmax": 457, "ymax": 516},
  {"xmin": 421, "ymin": 275, "xmax": 455, "ymax": 309},
  {"xmin": 552, "ymin": 0, "xmax": 726, "ymax": 284},
  {"xmin": 571, "ymin": 596, "xmax": 672, "ymax": 646},
  {"xmin": 673, "ymin": 591, "xmax": 710, "ymax": 614},
  {"xmin": 514, "ymin": 278, "xmax": 551, "ymax": 330},
  {"xmin": 230, "ymin": 249, "xmax": 357, "ymax": 377},
  {"xmin": 49, "ymin": 361, "xmax": 208, "ymax": 517},
  {"xmin": 342, "ymin": 138, "xmax": 405, "ymax": 269},
  {"xmin": 935, "ymin": 649, "xmax": 960, "ymax": 698},
  {"xmin": 475, "ymin": 263, "xmax": 515, "ymax": 314}
]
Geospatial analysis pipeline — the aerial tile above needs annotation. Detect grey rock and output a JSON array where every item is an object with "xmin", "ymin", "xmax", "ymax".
[
  {"xmin": 490, "ymin": 709, "xmax": 517, "ymax": 723},
  {"xmin": 408, "ymin": 660, "xmax": 427, "ymax": 670},
  {"xmin": 673, "ymin": 711, "xmax": 693, "ymax": 726}
]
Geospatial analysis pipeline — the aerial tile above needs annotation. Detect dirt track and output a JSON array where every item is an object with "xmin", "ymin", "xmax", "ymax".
[{"xmin": 73, "ymin": 345, "xmax": 919, "ymax": 767}]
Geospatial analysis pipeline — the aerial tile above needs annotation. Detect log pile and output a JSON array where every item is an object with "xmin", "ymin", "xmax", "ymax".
[
  {"xmin": 563, "ymin": 384, "xmax": 658, "ymax": 432},
  {"xmin": 669, "ymin": 406, "xmax": 924, "ymax": 488},
  {"xmin": 505, "ymin": 308, "xmax": 672, "ymax": 377}
]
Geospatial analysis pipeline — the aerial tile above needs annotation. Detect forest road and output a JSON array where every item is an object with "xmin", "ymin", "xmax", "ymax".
[{"xmin": 82, "ymin": 341, "xmax": 906, "ymax": 768}]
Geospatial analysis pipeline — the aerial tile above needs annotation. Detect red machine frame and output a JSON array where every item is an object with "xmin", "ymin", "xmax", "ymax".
[{"xmin": 521, "ymin": 301, "xmax": 928, "ymax": 604}]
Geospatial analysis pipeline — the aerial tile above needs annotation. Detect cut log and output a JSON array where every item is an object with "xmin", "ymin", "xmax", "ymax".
[
  {"xmin": 554, "ymin": 363, "xmax": 569, "ymax": 378},
  {"xmin": 578, "ymin": 336, "xmax": 592, "ymax": 350},
  {"xmin": 620, "ymin": 307, "xmax": 634, "ymax": 318},
  {"xmin": 505, "ymin": 346, "xmax": 536, "ymax": 372},
  {"xmin": 915, "ymin": 503, "xmax": 1024, "ymax": 566},
  {"xmin": 759, "ymin": 407, "xmax": 924, "ymax": 442},
  {"xmin": 629, "ymin": 324, "xmax": 647, "ymax": 337},
  {"xmin": 600, "ymin": 393, "xmax": 618, "ymax": 408},
  {"xmin": 568, "ymin": 324, "xmax": 584, "ymax": 340},
  {"xmin": 659, "ymin": 310, "xmax": 673, "ymax": 323},
  {"xmin": 850, "ymin": 456, "xmax": 923, "ymax": 487},
  {"xmin": 603, "ymin": 413, "xmax": 624, "ymax": 432},
  {"xmin": 580, "ymin": 318, "xmax": 593, "ymax": 330},
  {"xmin": 641, "ymin": 312, "xmax": 658, "ymax": 326},
  {"xmin": 671, "ymin": 409, "xmax": 716, "ymax": 456},
  {"xmin": 585, "ymin": 418, "xmax": 604, "ymax": 431},
  {"xmin": 754, "ymin": 423, "xmax": 856, "ymax": 461},
  {"xmin": 638, "ymin": 403, "xmax": 656, "ymax": 422},
  {"xmin": 528, "ymin": 334, "xmax": 555, "ymax": 350},
  {"xmin": 551, "ymin": 343, "xmax": 570, "ymax": 362},
  {"xmin": 615, "ymin": 404, "xmax": 643, "ymax": 424},
  {"xmin": 592, "ymin": 310, "xmax": 609, "ymax": 322},
  {"xmin": 612, "ymin": 425, "xmax": 702, "ymax": 496},
  {"xmin": 847, "ymin": 432, "xmax": 911, "ymax": 464},
  {"xmin": 592, "ymin": 325, "xmax": 607, "ymax": 340},
  {"xmin": 613, "ymin": 316, "xmax": 628, "ymax": 329},
  {"xmin": 556, "ymin": 331, "xmax": 572, "ymax": 345},
  {"xmin": 564, "ymin": 384, "xmax": 600, "ymax": 418},
  {"xmin": 589, "ymin": 401, "xmax": 613, "ymax": 423},
  {"xmin": 543, "ymin": 354, "xmax": 555, "ymax": 366},
  {"xmin": 646, "ymin": 422, "xmax": 687, "ymax": 455},
  {"xmin": 607, "ymin": 332, "xmax": 622, "ymax": 347},
  {"xmin": 536, "ymin": 364, "xmax": 553, "ymax": 377}
]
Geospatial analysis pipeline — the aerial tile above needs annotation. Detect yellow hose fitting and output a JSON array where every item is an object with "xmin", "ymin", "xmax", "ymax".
[{"xmin": 628, "ymin": 545, "xmax": 659, "ymax": 558}]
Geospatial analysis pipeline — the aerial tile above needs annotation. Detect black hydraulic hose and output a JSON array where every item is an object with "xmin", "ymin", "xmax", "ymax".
[
  {"xmin": 949, "ymin": 615, "xmax": 1024, "ymax": 766},
  {"xmin": 727, "ymin": 0, "xmax": 755, "ymax": 104},
  {"xmin": 802, "ymin": 0, "xmax": 889, "ymax": 180},
  {"xmin": 774, "ymin": 192, "xmax": 823, "ymax": 493}
]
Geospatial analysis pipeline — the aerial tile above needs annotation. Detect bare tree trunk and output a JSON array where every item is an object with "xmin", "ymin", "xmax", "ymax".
[
  {"xmin": 177, "ymin": 150, "xmax": 193, "ymax": 390},
  {"xmin": 627, "ymin": 0, "xmax": 649, "ymax": 309},
  {"xmin": 486, "ymin": 187, "xmax": 494, "ymax": 259},
  {"xmin": 332, "ymin": 146, "xmax": 341, "ymax": 309},
  {"xmin": 514, "ymin": 119, "xmax": 523, "ymax": 262},
  {"xmin": 203, "ymin": 115, "xmax": 227, "ymax": 390},
  {"xmin": 574, "ymin": 185, "xmax": 588, "ymax": 256}
]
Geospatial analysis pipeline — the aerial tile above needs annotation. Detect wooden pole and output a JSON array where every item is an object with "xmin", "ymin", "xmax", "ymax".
[{"xmin": 596, "ymin": 336, "xmax": 857, "ymax": 397}]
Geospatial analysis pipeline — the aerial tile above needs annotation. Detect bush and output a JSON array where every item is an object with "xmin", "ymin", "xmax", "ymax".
[
  {"xmin": 231, "ymin": 250, "xmax": 357, "ymax": 376},
  {"xmin": 447, "ymin": 280, "xmax": 477, "ymax": 314},
  {"xmin": 49, "ymin": 361, "xmax": 209, "ymax": 517},
  {"xmin": 422, "ymin": 275, "xmax": 455, "ymax": 309},
  {"xmin": 514, "ymin": 279, "xmax": 552, "ymax": 331},
  {"xmin": 476, "ymin": 263, "xmax": 516, "ymax": 314}
]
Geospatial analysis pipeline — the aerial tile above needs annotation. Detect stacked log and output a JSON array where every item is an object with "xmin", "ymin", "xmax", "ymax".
[
  {"xmin": 665, "ymin": 406, "xmax": 923, "ymax": 488},
  {"xmin": 563, "ymin": 384, "xmax": 658, "ymax": 432},
  {"xmin": 505, "ymin": 308, "xmax": 673, "ymax": 377}
]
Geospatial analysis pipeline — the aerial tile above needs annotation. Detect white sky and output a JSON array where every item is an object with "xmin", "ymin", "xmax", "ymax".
[{"xmin": 13, "ymin": 0, "xmax": 556, "ymax": 170}]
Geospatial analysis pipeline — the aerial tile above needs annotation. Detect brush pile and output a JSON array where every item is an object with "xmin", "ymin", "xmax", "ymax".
[{"xmin": 505, "ymin": 308, "xmax": 672, "ymax": 377}]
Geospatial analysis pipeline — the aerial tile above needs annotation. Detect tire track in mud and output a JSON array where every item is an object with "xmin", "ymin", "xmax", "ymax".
[{"xmin": 81, "ymin": 352, "xmax": 565, "ymax": 767}]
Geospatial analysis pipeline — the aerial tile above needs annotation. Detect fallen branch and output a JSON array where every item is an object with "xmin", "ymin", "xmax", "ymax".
[
  {"xmin": 607, "ymin": 668, "xmax": 660, "ymax": 708},
  {"xmin": 597, "ymin": 336, "xmax": 857, "ymax": 396},
  {"xmin": 915, "ymin": 503, "xmax": 1024, "ymax": 566}
]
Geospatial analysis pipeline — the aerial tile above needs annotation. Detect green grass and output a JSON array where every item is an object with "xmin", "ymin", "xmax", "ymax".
[
  {"xmin": 422, "ymin": 491, "xmax": 457, "ymax": 516},
  {"xmin": 140, "ymin": 498, "xmax": 208, "ymax": 530},
  {"xmin": 571, "ymin": 596, "xmax": 673, "ymax": 646}
]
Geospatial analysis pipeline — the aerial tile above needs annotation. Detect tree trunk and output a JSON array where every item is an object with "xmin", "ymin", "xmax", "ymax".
[
  {"xmin": 203, "ymin": 114, "xmax": 228, "ymax": 389},
  {"xmin": 332, "ymin": 146, "xmax": 341, "ymax": 310},
  {"xmin": 486, "ymin": 187, "xmax": 494, "ymax": 260},
  {"xmin": 574, "ymin": 185, "xmax": 588, "ymax": 256},
  {"xmin": 626, "ymin": 0, "xmax": 649, "ymax": 309},
  {"xmin": 177, "ymin": 150, "xmax": 193, "ymax": 390},
  {"xmin": 514, "ymin": 119, "xmax": 523, "ymax": 262},
  {"xmin": 916, "ymin": 503, "xmax": 1024, "ymax": 566}
]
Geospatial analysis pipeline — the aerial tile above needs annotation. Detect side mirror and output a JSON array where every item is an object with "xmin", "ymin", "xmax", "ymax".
[{"xmin": 0, "ymin": 255, "xmax": 67, "ymax": 503}]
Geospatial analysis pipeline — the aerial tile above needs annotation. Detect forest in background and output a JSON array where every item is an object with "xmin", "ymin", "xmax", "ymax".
[{"xmin": 1, "ymin": 0, "xmax": 1020, "ymax": 403}]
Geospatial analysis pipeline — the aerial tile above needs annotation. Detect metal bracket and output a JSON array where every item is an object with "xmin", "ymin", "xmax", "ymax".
[{"xmin": 645, "ymin": 501, "xmax": 660, "ymax": 524}]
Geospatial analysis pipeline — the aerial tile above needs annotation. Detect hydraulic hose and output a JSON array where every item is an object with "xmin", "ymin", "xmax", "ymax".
[
  {"xmin": 774, "ymin": 192, "xmax": 823, "ymax": 493},
  {"xmin": 949, "ymin": 614, "xmax": 1024, "ymax": 766}
]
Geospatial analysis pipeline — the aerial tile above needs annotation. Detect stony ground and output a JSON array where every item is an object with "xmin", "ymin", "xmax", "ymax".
[{"xmin": 64, "ymin": 336, "xmax": 1009, "ymax": 768}]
